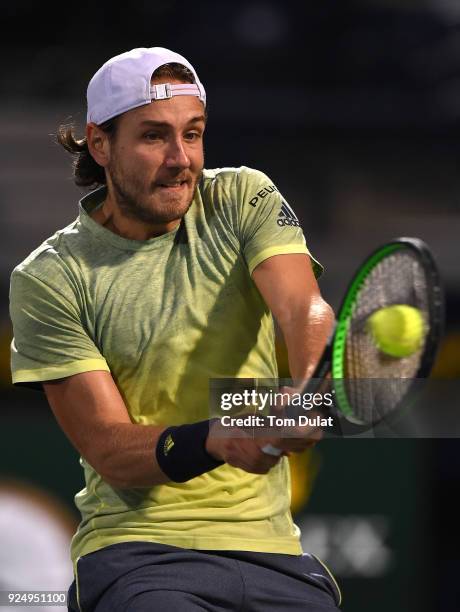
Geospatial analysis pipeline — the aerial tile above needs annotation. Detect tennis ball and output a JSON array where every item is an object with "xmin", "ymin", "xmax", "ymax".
[{"xmin": 366, "ymin": 304, "xmax": 425, "ymax": 358}]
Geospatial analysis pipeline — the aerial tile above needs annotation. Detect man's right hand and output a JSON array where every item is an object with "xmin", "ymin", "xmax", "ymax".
[{"xmin": 206, "ymin": 414, "xmax": 323, "ymax": 475}]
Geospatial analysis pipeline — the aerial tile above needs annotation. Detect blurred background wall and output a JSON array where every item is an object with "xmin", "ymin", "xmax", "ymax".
[{"xmin": 1, "ymin": 1, "xmax": 459, "ymax": 611}]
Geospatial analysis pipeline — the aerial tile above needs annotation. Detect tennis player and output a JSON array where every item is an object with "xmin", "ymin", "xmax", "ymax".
[{"xmin": 9, "ymin": 47, "xmax": 340, "ymax": 611}]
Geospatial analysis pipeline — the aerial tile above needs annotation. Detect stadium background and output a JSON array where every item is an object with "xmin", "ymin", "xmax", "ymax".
[{"xmin": 0, "ymin": 1, "xmax": 459, "ymax": 610}]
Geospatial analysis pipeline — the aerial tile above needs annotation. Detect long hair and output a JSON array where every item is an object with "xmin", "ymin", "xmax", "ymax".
[{"xmin": 56, "ymin": 63, "xmax": 196, "ymax": 189}]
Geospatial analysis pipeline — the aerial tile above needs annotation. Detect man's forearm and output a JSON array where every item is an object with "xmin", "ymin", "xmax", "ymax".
[
  {"xmin": 278, "ymin": 296, "xmax": 335, "ymax": 381},
  {"xmin": 94, "ymin": 422, "xmax": 170, "ymax": 488},
  {"xmin": 43, "ymin": 373, "xmax": 173, "ymax": 489},
  {"xmin": 44, "ymin": 372, "xmax": 223, "ymax": 490}
]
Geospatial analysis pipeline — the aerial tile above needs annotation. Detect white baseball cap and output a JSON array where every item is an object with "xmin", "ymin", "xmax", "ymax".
[{"xmin": 87, "ymin": 47, "xmax": 206, "ymax": 125}]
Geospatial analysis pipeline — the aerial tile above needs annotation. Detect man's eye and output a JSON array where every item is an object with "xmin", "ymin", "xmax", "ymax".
[
  {"xmin": 144, "ymin": 132, "xmax": 160, "ymax": 140},
  {"xmin": 185, "ymin": 132, "xmax": 201, "ymax": 141}
]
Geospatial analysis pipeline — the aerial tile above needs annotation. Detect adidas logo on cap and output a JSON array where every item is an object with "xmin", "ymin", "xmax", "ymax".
[{"xmin": 277, "ymin": 200, "xmax": 300, "ymax": 227}]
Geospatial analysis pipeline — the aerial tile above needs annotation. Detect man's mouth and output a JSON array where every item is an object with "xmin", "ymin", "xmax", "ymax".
[{"xmin": 156, "ymin": 180, "xmax": 188, "ymax": 190}]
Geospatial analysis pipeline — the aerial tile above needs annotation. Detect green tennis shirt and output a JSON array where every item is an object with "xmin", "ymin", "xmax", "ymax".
[{"xmin": 10, "ymin": 166, "xmax": 322, "ymax": 564}]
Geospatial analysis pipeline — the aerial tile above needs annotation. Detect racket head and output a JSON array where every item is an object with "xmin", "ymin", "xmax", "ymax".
[{"xmin": 329, "ymin": 237, "xmax": 444, "ymax": 426}]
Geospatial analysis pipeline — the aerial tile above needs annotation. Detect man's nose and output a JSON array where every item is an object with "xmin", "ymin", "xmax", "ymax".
[{"xmin": 165, "ymin": 138, "xmax": 190, "ymax": 169}]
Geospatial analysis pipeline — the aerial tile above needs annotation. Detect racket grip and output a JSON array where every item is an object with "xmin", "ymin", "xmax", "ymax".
[{"xmin": 261, "ymin": 444, "xmax": 282, "ymax": 457}]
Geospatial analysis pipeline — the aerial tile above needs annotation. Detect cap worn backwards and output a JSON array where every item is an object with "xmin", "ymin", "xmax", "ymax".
[{"xmin": 87, "ymin": 47, "xmax": 206, "ymax": 125}]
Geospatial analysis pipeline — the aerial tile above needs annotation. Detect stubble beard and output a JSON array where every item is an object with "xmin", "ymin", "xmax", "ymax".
[{"xmin": 108, "ymin": 157, "xmax": 200, "ymax": 225}]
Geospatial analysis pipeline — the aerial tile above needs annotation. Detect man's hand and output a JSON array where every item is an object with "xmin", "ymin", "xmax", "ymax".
[
  {"xmin": 258, "ymin": 385, "xmax": 324, "ymax": 456},
  {"xmin": 205, "ymin": 386, "xmax": 323, "ymax": 474},
  {"xmin": 205, "ymin": 419, "xmax": 282, "ymax": 474}
]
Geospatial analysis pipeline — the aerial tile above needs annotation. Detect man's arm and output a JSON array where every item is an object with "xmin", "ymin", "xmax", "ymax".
[
  {"xmin": 252, "ymin": 253, "xmax": 334, "ymax": 381},
  {"xmin": 208, "ymin": 253, "xmax": 333, "ymax": 461},
  {"xmin": 249, "ymin": 252, "xmax": 334, "ymax": 452},
  {"xmin": 44, "ymin": 370, "xmax": 281, "ymax": 488},
  {"xmin": 43, "ymin": 371, "xmax": 171, "ymax": 488}
]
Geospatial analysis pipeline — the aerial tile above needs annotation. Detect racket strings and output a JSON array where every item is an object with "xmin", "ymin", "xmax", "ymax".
[{"xmin": 344, "ymin": 251, "xmax": 430, "ymax": 425}]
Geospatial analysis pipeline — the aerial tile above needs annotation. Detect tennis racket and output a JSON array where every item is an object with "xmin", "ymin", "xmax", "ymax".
[{"xmin": 262, "ymin": 237, "xmax": 444, "ymax": 454}]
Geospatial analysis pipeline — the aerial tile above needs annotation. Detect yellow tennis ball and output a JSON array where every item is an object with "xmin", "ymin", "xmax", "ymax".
[{"xmin": 366, "ymin": 304, "xmax": 425, "ymax": 358}]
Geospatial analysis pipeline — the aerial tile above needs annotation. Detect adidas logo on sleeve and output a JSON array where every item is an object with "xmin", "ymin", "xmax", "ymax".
[{"xmin": 277, "ymin": 200, "xmax": 300, "ymax": 227}]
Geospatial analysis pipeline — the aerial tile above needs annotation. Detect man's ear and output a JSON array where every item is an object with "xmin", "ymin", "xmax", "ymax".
[{"xmin": 86, "ymin": 123, "xmax": 111, "ymax": 167}]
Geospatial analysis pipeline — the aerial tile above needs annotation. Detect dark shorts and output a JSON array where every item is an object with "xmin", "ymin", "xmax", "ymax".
[{"xmin": 68, "ymin": 541, "xmax": 341, "ymax": 611}]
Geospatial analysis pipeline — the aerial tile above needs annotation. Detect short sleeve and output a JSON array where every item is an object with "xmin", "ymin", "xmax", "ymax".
[
  {"xmin": 237, "ymin": 168, "xmax": 323, "ymax": 277},
  {"xmin": 9, "ymin": 269, "xmax": 110, "ymax": 388}
]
